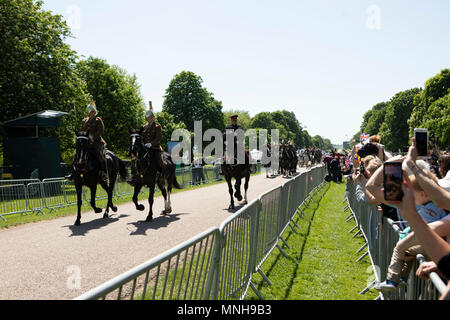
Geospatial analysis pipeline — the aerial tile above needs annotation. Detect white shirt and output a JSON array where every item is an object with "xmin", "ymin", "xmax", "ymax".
[{"xmin": 438, "ymin": 170, "xmax": 450, "ymax": 193}]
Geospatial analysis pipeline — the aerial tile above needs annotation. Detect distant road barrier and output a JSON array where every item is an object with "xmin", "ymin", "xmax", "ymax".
[{"xmin": 75, "ymin": 165, "xmax": 327, "ymax": 300}]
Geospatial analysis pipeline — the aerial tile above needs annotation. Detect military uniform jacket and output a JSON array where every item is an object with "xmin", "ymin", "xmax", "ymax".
[
  {"xmin": 142, "ymin": 121, "xmax": 163, "ymax": 150},
  {"xmin": 81, "ymin": 116, "xmax": 106, "ymax": 145},
  {"xmin": 225, "ymin": 124, "xmax": 244, "ymax": 132}
]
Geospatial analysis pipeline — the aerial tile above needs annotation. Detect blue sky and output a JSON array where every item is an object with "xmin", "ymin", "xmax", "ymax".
[{"xmin": 42, "ymin": 0, "xmax": 450, "ymax": 144}]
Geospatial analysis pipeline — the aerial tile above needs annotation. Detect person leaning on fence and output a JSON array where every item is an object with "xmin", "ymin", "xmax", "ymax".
[
  {"xmin": 329, "ymin": 156, "xmax": 340, "ymax": 182},
  {"xmin": 375, "ymin": 166, "xmax": 448, "ymax": 294},
  {"xmin": 380, "ymin": 165, "xmax": 450, "ymax": 300},
  {"xmin": 373, "ymin": 139, "xmax": 450, "ymax": 298},
  {"xmin": 405, "ymin": 138, "xmax": 450, "ymax": 212},
  {"xmin": 369, "ymin": 135, "xmax": 388, "ymax": 162},
  {"xmin": 352, "ymin": 155, "xmax": 383, "ymax": 205}
]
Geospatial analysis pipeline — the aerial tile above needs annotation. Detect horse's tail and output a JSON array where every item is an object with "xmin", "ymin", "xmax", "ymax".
[
  {"xmin": 172, "ymin": 173, "xmax": 183, "ymax": 189},
  {"xmin": 118, "ymin": 158, "xmax": 128, "ymax": 182}
]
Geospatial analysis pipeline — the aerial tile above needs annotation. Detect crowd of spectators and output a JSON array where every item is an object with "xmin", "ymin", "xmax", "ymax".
[{"xmin": 344, "ymin": 134, "xmax": 450, "ymax": 300}]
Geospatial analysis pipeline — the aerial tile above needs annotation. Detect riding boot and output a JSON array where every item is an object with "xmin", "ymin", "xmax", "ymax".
[
  {"xmin": 65, "ymin": 154, "xmax": 76, "ymax": 180},
  {"xmin": 157, "ymin": 151, "xmax": 165, "ymax": 172},
  {"xmin": 98, "ymin": 154, "xmax": 109, "ymax": 183},
  {"xmin": 143, "ymin": 148, "xmax": 153, "ymax": 175}
]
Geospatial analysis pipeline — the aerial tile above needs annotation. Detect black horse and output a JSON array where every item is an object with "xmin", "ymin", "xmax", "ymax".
[
  {"xmin": 221, "ymin": 134, "xmax": 251, "ymax": 210},
  {"xmin": 72, "ymin": 131, "xmax": 128, "ymax": 226},
  {"xmin": 128, "ymin": 129, "xmax": 182, "ymax": 222}
]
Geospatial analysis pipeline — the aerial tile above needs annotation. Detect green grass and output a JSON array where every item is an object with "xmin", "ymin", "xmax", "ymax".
[{"xmin": 246, "ymin": 182, "xmax": 378, "ymax": 300}]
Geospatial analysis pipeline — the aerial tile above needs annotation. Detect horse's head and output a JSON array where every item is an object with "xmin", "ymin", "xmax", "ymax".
[
  {"xmin": 129, "ymin": 129, "xmax": 143, "ymax": 160},
  {"xmin": 75, "ymin": 131, "xmax": 90, "ymax": 170}
]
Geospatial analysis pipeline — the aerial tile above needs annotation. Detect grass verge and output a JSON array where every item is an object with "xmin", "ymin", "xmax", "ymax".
[{"xmin": 246, "ymin": 182, "xmax": 378, "ymax": 300}]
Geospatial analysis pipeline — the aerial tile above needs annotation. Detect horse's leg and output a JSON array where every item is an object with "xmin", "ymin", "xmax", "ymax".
[
  {"xmin": 107, "ymin": 169, "xmax": 118, "ymax": 213},
  {"xmin": 166, "ymin": 172, "xmax": 173, "ymax": 214},
  {"xmin": 234, "ymin": 178, "xmax": 242, "ymax": 201},
  {"xmin": 75, "ymin": 184, "xmax": 83, "ymax": 226},
  {"xmin": 243, "ymin": 174, "xmax": 249, "ymax": 204},
  {"xmin": 132, "ymin": 183, "xmax": 145, "ymax": 211},
  {"xmin": 99, "ymin": 179, "xmax": 114, "ymax": 219},
  {"xmin": 146, "ymin": 183, "xmax": 155, "ymax": 222},
  {"xmin": 226, "ymin": 177, "xmax": 234, "ymax": 210},
  {"xmin": 157, "ymin": 180, "xmax": 169, "ymax": 215},
  {"xmin": 89, "ymin": 183, "xmax": 103, "ymax": 214}
]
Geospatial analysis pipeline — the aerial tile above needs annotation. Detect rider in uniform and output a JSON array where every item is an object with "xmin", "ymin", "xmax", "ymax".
[
  {"xmin": 221, "ymin": 115, "xmax": 249, "ymax": 174},
  {"xmin": 142, "ymin": 102, "xmax": 165, "ymax": 170},
  {"xmin": 128, "ymin": 101, "xmax": 165, "ymax": 185},
  {"xmin": 66, "ymin": 96, "xmax": 108, "ymax": 182}
]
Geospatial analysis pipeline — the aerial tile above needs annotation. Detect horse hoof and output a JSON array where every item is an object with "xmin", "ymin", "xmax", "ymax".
[
  {"xmin": 112, "ymin": 206, "xmax": 118, "ymax": 212},
  {"xmin": 95, "ymin": 208, "xmax": 102, "ymax": 214},
  {"xmin": 145, "ymin": 216, "xmax": 153, "ymax": 222},
  {"xmin": 74, "ymin": 220, "xmax": 80, "ymax": 226},
  {"xmin": 236, "ymin": 195, "xmax": 243, "ymax": 201},
  {"xmin": 228, "ymin": 204, "xmax": 235, "ymax": 210},
  {"xmin": 161, "ymin": 208, "xmax": 172, "ymax": 215},
  {"xmin": 242, "ymin": 200, "xmax": 248, "ymax": 205},
  {"xmin": 103, "ymin": 213, "xmax": 109, "ymax": 219},
  {"xmin": 137, "ymin": 204, "xmax": 145, "ymax": 211}
]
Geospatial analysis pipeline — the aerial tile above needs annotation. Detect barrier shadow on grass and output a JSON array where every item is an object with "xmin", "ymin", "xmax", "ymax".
[
  {"xmin": 127, "ymin": 213, "xmax": 188, "ymax": 236},
  {"xmin": 250, "ymin": 182, "xmax": 331, "ymax": 299},
  {"xmin": 63, "ymin": 214, "xmax": 130, "ymax": 237}
]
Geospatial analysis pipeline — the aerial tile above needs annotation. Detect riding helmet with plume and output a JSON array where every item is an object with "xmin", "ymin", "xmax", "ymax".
[
  {"xmin": 145, "ymin": 101, "xmax": 155, "ymax": 119},
  {"xmin": 86, "ymin": 95, "xmax": 97, "ymax": 114}
]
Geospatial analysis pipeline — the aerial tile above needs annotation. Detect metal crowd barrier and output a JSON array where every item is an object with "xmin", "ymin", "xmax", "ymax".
[
  {"xmin": 0, "ymin": 164, "xmax": 262, "ymax": 222},
  {"xmin": 345, "ymin": 180, "xmax": 448, "ymax": 300},
  {"xmin": 75, "ymin": 165, "xmax": 327, "ymax": 300}
]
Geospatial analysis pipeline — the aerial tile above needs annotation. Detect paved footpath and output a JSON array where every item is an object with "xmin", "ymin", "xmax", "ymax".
[{"xmin": 0, "ymin": 169, "xmax": 308, "ymax": 300}]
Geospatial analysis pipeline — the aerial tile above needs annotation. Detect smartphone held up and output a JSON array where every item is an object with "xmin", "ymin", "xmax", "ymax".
[
  {"xmin": 383, "ymin": 162, "xmax": 403, "ymax": 201},
  {"xmin": 414, "ymin": 128, "xmax": 428, "ymax": 159}
]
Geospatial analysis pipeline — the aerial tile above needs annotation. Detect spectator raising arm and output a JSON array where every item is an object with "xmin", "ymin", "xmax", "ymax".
[
  {"xmin": 390, "ymin": 176, "xmax": 450, "ymax": 280},
  {"xmin": 405, "ymin": 139, "xmax": 450, "ymax": 211}
]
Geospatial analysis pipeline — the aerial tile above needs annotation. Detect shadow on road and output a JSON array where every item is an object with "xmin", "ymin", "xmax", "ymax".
[
  {"xmin": 224, "ymin": 204, "xmax": 246, "ymax": 213},
  {"xmin": 127, "ymin": 213, "xmax": 188, "ymax": 236},
  {"xmin": 63, "ymin": 214, "xmax": 130, "ymax": 237}
]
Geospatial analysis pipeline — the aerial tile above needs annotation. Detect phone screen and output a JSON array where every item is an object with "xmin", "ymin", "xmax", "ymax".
[
  {"xmin": 415, "ymin": 131, "xmax": 428, "ymax": 157},
  {"xmin": 383, "ymin": 162, "xmax": 403, "ymax": 201}
]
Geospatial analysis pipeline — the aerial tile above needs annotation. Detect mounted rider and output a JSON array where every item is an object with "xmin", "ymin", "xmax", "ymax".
[
  {"xmin": 222, "ymin": 114, "xmax": 249, "ymax": 170},
  {"xmin": 142, "ymin": 101, "xmax": 165, "ymax": 169},
  {"xmin": 66, "ymin": 95, "xmax": 108, "ymax": 182},
  {"xmin": 227, "ymin": 115, "xmax": 249, "ymax": 163},
  {"xmin": 128, "ymin": 101, "xmax": 165, "ymax": 185}
]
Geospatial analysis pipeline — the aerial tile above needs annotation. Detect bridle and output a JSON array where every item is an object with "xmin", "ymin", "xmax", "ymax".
[{"xmin": 75, "ymin": 135, "xmax": 90, "ymax": 172}]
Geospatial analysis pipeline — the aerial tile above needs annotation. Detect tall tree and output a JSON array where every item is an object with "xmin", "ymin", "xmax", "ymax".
[
  {"xmin": 76, "ymin": 57, "xmax": 146, "ymax": 158},
  {"xmin": 362, "ymin": 102, "xmax": 389, "ymax": 136},
  {"xmin": 0, "ymin": 0, "xmax": 87, "ymax": 161},
  {"xmin": 420, "ymin": 93, "xmax": 450, "ymax": 148},
  {"xmin": 409, "ymin": 69, "xmax": 450, "ymax": 147},
  {"xmin": 379, "ymin": 88, "xmax": 422, "ymax": 152},
  {"xmin": 155, "ymin": 111, "xmax": 187, "ymax": 150},
  {"xmin": 162, "ymin": 71, "xmax": 224, "ymax": 132}
]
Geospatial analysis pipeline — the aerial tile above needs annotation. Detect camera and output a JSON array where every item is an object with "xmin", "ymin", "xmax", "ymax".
[{"xmin": 357, "ymin": 142, "xmax": 379, "ymax": 158}]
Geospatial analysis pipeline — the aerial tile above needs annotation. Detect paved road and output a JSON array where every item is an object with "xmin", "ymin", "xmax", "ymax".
[{"xmin": 0, "ymin": 169, "xmax": 308, "ymax": 300}]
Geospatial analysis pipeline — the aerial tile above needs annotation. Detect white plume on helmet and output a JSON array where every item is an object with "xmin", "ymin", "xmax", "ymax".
[
  {"xmin": 86, "ymin": 95, "xmax": 97, "ymax": 114},
  {"xmin": 145, "ymin": 101, "xmax": 155, "ymax": 119}
]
